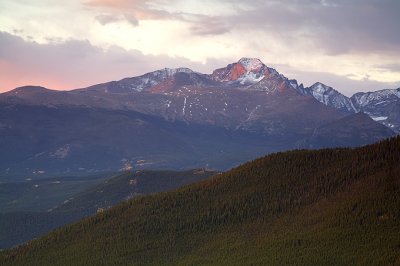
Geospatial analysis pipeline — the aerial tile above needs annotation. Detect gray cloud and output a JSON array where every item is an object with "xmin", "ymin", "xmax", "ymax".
[
  {"xmin": 95, "ymin": 13, "xmax": 138, "ymax": 26},
  {"xmin": 88, "ymin": 0, "xmax": 400, "ymax": 55},
  {"xmin": 84, "ymin": 0, "xmax": 174, "ymax": 21},
  {"xmin": 95, "ymin": 14, "xmax": 121, "ymax": 25},
  {"xmin": 215, "ymin": 0, "xmax": 400, "ymax": 55},
  {"xmin": 124, "ymin": 13, "xmax": 139, "ymax": 26},
  {"xmin": 86, "ymin": 0, "xmax": 230, "ymax": 36},
  {"xmin": 189, "ymin": 16, "xmax": 230, "ymax": 36}
]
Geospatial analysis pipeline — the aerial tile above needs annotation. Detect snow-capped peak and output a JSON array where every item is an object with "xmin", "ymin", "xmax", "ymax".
[
  {"xmin": 104, "ymin": 67, "xmax": 196, "ymax": 93},
  {"xmin": 304, "ymin": 82, "xmax": 358, "ymax": 113},
  {"xmin": 313, "ymin": 82, "xmax": 328, "ymax": 91},
  {"xmin": 155, "ymin": 67, "xmax": 194, "ymax": 78},
  {"xmin": 210, "ymin": 57, "xmax": 284, "ymax": 86},
  {"xmin": 238, "ymin": 58, "xmax": 264, "ymax": 71}
]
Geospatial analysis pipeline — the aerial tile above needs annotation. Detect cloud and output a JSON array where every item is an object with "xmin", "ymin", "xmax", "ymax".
[
  {"xmin": 86, "ymin": 0, "xmax": 395, "ymax": 54},
  {"xmin": 0, "ymin": 31, "xmax": 223, "ymax": 92},
  {"xmin": 275, "ymin": 63, "xmax": 400, "ymax": 96},
  {"xmin": 86, "ymin": 0, "xmax": 400, "ymax": 55},
  {"xmin": 124, "ymin": 13, "xmax": 139, "ymax": 25},
  {"xmin": 84, "ymin": 0, "xmax": 138, "ymax": 9},
  {"xmin": 84, "ymin": 0, "xmax": 173, "ymax": 20},
  {"xmin": 95, "ymin": 13, "xmax": 138, "ymax": 26},
  {"xmin": 375, "ymin": 63, "xmax": 400, "ymax": 72},
  {"xmin": 86, "ymin": 0, "xmax": 230, "ymax": 35},
  {"xmin": 95, "ymin": 14, "xmax": 121, "ymax": 25},
  {"xmin": 224, "ymin": 0, "xmax": 400, "ymax": 55},
  {"xmin": 189, "ymin": 16, "xmax": 230, "ymax": 36}
]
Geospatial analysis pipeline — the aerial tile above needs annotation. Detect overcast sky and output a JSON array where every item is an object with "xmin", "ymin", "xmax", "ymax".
[{"xmin": 0, "ymin": 0, "xmax": 399, "ymax": 95}]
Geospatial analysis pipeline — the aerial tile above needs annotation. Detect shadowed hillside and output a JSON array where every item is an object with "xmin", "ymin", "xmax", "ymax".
[
  {"xmin": 55, "ymin": 169, "xmax": 217, "ymax": 214},
  {"xmin": 0, "ymin": 170, "xmax": 215, "ymax": 249},
  {"xmin": 1, "ymin": 136, "xmax": 399, "ymax": 265}
]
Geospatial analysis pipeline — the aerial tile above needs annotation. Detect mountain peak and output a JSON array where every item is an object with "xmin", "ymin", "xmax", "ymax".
[
  {"xmin": 211, "ymin": 58, "xmax": 270, "ymax": 84},
  {"xmin": 237, "ymin": 58, "xmax": 264, "ymax": 71},
  {"xmin": 302, "ymin": 82, "xmax": 358, "ymax": 113},
  {"xmin": 311, "ymin": 82, "xmax": 331, "ymax": 90},
  {"xmin": 161, "ymin": 67, "xmax": 194, "ymax": 75}
]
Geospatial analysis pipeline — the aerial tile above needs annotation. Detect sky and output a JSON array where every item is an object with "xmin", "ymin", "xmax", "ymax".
[{"xmin": 0, "ymin": 0, "xmax": 399, "ymax": 96}]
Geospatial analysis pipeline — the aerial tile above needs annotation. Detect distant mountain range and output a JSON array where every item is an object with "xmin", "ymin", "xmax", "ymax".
[{"xmin": 0, "ymin": 58, "xmax": 397, "ymax": 177}]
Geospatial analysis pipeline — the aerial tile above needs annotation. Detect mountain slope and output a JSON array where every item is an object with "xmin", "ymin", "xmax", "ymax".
[
  {"xmin": 300, "ymin": 112, "xmax": 395, "ymax": 148},
  {"xmin": 1, "ymin": 101, "xmax": 392, "ymax": 177},
  {"xmin": 2, "ymin": 136, "xmax": 399, "ymax": 265},
  {"xmin": 0, "ymin": 104, "xmax": 286, "ymax": 177}
]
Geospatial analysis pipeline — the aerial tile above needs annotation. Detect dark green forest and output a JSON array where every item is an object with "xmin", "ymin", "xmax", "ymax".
[{"xmin": 1, "ymin": 136, "xmax": 400, "ymax": 265}]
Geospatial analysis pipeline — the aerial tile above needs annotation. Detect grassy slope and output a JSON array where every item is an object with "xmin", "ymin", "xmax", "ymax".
[{"xmin": 1, "ymin": 137, "xmax": 400, "ymax": 265}]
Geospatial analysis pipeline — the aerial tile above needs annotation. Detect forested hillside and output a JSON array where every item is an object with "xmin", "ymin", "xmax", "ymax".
[{"xmin": 1, "ymin": 137, "xmax": 399, "ymax": 265}]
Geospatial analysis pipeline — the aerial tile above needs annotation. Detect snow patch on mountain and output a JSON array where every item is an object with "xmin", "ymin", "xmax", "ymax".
[
  {"xmin": 371, "ymin": 116, "xmax": 388, "ymax": 121},
  {"xmin": 238, "ymin": 71, "xmax": 265, "ymax": 85}
]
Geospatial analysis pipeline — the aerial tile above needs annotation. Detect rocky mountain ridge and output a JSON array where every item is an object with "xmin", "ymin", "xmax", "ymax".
[
  {"xmin": 2, "ymin": 58, "xmax": 398, "ymax": 133},
  {"xmin": 294, "ymin": 81, "xmax": 400, "ymax": 132}
]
